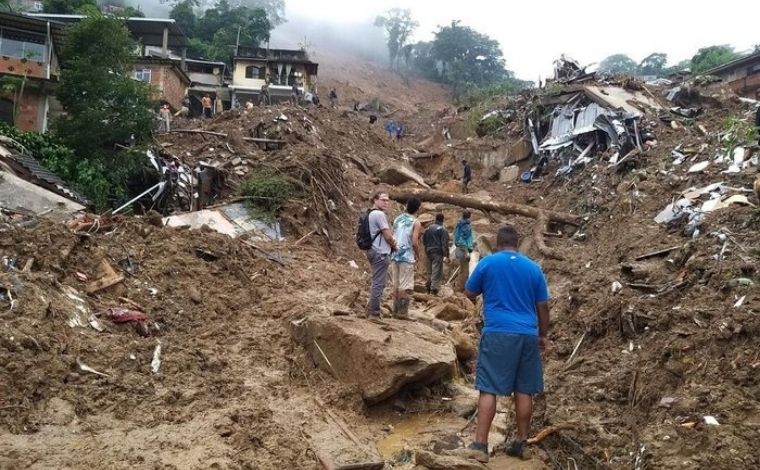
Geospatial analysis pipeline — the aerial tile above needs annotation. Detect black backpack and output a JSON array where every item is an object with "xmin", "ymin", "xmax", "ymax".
[{"xmin": 355, "ymin": 208, "xmax": 380, "ymax": 250}]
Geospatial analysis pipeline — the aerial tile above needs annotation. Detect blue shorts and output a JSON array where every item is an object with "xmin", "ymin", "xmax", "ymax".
[{"xmin": 475, "ymin": 332, "xmax": 544, "ymax": 396}]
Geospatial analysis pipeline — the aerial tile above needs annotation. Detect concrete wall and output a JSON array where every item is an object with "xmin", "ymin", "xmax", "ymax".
[
  {"xmin": 232, "ymin": 59, "xmax": 268, "ymax": 90},
  {"xmin": 455, "ymin": 139, "xmax": 533, "ymax": 170}
]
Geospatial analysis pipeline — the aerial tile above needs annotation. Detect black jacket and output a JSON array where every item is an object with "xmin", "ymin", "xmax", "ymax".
[{"xmin": 422, "ymin": 223, "xmax": 450, "ymax": 256}]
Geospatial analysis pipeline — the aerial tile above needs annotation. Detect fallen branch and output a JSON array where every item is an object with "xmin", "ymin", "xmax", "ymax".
[
  {"xmin": 634, "ymin": 245, "xmax": 682, "ymax": 261},
  {"xmin": 388, "ymin": 188, "xmax": 579, "ymax": 226},
  {"xmin": 167, "ymin": 129, "xmax": 284, "ymax": 144},
  {"xmin": 527, "ymin": 424, "xmax": 572, "ymax": 445}
]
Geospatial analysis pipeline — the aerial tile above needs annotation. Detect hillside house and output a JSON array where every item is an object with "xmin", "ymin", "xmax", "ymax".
[
  {"xmin": 0, "ymin": 12, "xmax": 64, "ymax": 132},
  {"xmin": 133, "ymin": 57, "xmax": 190, "ymax": 110},
  {"xmin": 704, "ymin": 51, "xmax": 760, "ymax": 98},
  {"xmin": 229, "ymin": 46, "xmax": 318, "ymax": 104}
]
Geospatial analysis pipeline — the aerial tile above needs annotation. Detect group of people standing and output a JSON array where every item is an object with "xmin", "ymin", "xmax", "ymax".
[
  {"xmin": 358, "ymin": 190, "xmax": 551, "ymax": 464},
  {"xmin": 362, "ymin": 191, "xmax": 476, "ymax": 320}
]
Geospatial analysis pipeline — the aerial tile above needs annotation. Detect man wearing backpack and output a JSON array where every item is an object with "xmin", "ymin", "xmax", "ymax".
[
  {"xmin": 390, "ymin": 198, "xmax": 422, "ymax": 319},
  {"xmin": 422, "ymin": 213, "xmax": 449, "ymax": 295},
  {"xmin": 358, "ymin": 191, "xmax": 397, "ymax": 319}
]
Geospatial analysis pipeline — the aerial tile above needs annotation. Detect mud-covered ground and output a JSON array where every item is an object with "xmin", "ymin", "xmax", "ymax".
[{"xmin": 2, "ymin": 75, "xmax": 759, "ymax": 469}]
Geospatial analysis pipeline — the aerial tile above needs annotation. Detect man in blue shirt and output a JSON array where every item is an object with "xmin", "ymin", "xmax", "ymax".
[{"xmin": 456, "ymin": 224, "xmax": 550, "ymax": 463}]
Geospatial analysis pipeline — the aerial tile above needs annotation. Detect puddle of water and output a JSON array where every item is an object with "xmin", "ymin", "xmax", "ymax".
[{"xmin": 375, "ymin": 412, "xmax": 463, "ymax": 459}]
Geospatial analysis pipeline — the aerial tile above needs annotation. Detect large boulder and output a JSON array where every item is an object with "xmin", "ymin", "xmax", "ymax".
[
  {"xmin": 292, "ymin": 316, "xmax": 456, "ymax": 404},
  {"xmin": 377, "ymin": 164, "xmax": 430, "ymax": 188}
]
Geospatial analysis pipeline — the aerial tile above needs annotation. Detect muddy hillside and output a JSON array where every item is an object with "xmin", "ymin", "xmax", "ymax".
[{"xmin": 1, "ymin": 70, "xmax": 759, "ymax": 470}]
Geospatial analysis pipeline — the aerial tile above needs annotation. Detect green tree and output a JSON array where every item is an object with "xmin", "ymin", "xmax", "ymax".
[
  {"xmin": 43, "ymin": 0, "xmax": 97, "ymax": 14},
  {"xmin": 54, "ymin": 15, "xmax": 154, "ymax": 208},
  {"xmin": 177, "ymin": 0, "xmax": 272, "ymax": 61},
  {"xmin": 431, "ymin": 21, "xmax": 508, "ymax": 94},
  {"xmin": 598, "ymin": 54, "xmax": 638, "ymax": 74},
  {"xmin": 374, "ymin": 8, "xmax": 418, "ymax": 69},
  {"xmin": 228, "ymin": 0, "xmax": 285, "ymax": 27},
  {"xmin": 638, "ymin": 52, "xmax": 667, "ymax": 76},
  {"xmin": 171, "ymin": 0, "xmax": 199, "ymax": 38},
  {"xmin": 120, "ymin": 6, "xmax": 145, "ymax": 17},
  {"xmin": 691, "ymin": 45, "xmax": 739, "ymax": 73}
]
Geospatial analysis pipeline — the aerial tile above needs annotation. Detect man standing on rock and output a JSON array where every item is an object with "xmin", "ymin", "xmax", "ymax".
[
  {"xmin": 456, "ymin": 224, "xmax": 550, "ymax": 463},
  {"xmin": 390, "ymin": 198, "xmax": 422, "ymax": 319},
  {"xmin": 366, "ymin": 192, "xmax": 397, "ymax": 319},
  {"xmin": 453, "ymin": 210, "xmax": 474, "ymax": 292},
  {"xmin": 422, "ymin": 213, "xmax": 449, "ymax": 295}
]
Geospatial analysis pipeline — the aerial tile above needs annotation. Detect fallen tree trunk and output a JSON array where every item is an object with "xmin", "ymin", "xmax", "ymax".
[
  {"xmin": 388, "ymin": 188, "xmax": 579, "ymax": 227},
  {"xmin": 533, "ymin": 214, "xmax": 564, "ymax": 260},
  {"xmin": 167, "ymin": 129, "xmax": 284, "ymax": 144}
]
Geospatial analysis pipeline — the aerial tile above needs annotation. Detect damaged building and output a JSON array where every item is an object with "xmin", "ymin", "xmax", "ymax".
[{"xmin": 529, "ymin": 83, "xmax": 662, "ymax": 176}]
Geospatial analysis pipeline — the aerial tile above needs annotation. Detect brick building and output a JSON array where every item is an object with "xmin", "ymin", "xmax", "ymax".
[
  {"xmin": 0, "ymin": 12, "xmax": 64, "ymax": 132},
  {"xmin": 133, "ymin": 57, "xmax": 190, "ymax": 110}
]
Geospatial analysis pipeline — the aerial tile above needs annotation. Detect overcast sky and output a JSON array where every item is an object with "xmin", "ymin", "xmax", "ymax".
[{"xmin": 283, "ymin": 0, "xmax": 759, "ymax": 80}]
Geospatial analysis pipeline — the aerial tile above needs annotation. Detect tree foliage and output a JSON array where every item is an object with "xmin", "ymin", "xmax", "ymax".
[
  {"xmin": 53, "ymin": 15, "xmax": 155, "ymax": 209},
  {"xmin": 638, "ymin": 52, "xmax": 667, "ymax": 76},
  {"xmin": 598, "ymin": 54, "xmax": 637, "ymax": 75},
  {"xmin": 43, "ymin": 0, "xmax": 97, "ymax": 14},
  {"xmin": 374, "ymin": 8, "xmax": 418, "ymax": 69},
  {"xmin": 691, "ymin": 45, "xmax": 739, "ymax": 73},
  {"xmin": 431, "ymin": 21, "xmax": 508, "ymax": 94},
  {"xmin": 171, "ymin": 0, "xmax": 272, "ymax": 61}
]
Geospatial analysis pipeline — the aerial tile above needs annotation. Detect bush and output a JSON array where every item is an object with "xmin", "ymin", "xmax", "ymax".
[
  {"xmin": 239, "ymin": 169, "xmax": 293, "ymax": 219},
  {"xmin": 0, "ymin": 123, "xmax": 151, "ymax": 210}
]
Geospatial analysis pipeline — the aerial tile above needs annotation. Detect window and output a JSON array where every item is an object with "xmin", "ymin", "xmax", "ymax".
[
  {"xmin": 33, "ymin": 2, "xmax": 44, "ymax": 12},
  {"xmin": 0, "ymin": 28, "xmax": 46, "ymax": 61},
  {"xmin": 244, "ymin": 65, "xmax": 265, "ymax": 79},
  {"xmin": 134, "ymin": 68, "xmax": 152, "ymax": 82}
]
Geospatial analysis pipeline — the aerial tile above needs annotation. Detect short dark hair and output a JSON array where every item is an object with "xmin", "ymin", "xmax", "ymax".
[
  {"xmin": 435, "ymin": 213, "xmax": 444, "ymax": 223},
  {"xmin": 462, "ymin": 159, "xmax": 467, "ymax": 165},
  {"xmin": 496, "ymin": 224, "xmax": 519, "ymax": 248},
  {"xmin": 371, "ymin": 191, "xmax": 388, "ymax": 202},
  {"xmin": 406, "ymin": 197, "xmax": 421, "ymax": 214},
  {"xmin": 462, "ymin": 210, "xmax": 471, "ymax": 219}
]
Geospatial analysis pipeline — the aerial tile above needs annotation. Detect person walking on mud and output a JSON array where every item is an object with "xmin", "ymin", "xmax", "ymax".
[
  {"xmin": 422, "ymin": 213, "xmax": 449, "ymax": 295},
  {"xmin": 390, "ymin": 198, "xmax": 422, "ymax": 319},
  {"xmin": 453, "ymin": 210, "xmax": 474, "ymax": 292},
  {"xmin": 364, "ymin": 191, "xmax": 397, "ymax": 319},
  {"xmin": 454, "ymin": 225, "xmax": 550, "ymax": 463},
  {"xmin": 462, "ymin": 159, "xmax": 472, "ymax": 193}
]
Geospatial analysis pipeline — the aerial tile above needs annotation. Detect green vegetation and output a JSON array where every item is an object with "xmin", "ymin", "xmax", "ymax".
[
  {"xmin": 50, "ymin": 15, "xmax": 155, "ymax": 209},
  {"xmin": 170, "ymin": 0, "xmax": 277, "ymax": 62},
  {"xmin": 239, "ymin": 169, "xmax": 293, "ymax": 219}
]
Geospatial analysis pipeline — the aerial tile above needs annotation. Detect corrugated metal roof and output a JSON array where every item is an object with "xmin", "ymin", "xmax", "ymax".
[{"xmin": 0, "ymin": 148, "xmax": 89, "ymax": 205}]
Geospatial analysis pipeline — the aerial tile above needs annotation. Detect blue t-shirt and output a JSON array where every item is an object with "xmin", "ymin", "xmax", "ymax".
[{"xmin": 465, "ymin": 251, "xmax": 549, "ymax": 335}]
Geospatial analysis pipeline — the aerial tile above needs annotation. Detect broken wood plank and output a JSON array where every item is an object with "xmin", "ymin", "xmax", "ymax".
[
  {"xmin": 388, "ymin": 188, "xmax": 579, "ymax": 226},
  {"xmin": 242, "ymin": 137, "xmax": 286, "ymax": 144},
  {"xmin": 85, "ymin": 273, "xmax": 125, "ymax": 294},
  {"xmin": 240, "ymin": 240, "xmax": 286, "ymax": 267},
  {"xmin": 634, "ymin": 245, "xmax": 682, "ymax": 261}
]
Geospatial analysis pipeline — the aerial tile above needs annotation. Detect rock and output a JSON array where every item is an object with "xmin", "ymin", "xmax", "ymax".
[
  {"xmin": 378, "ymin": 164, "xmax": 430, "ymax": 188},
  {"xmin": 292, "ymin": 316, "xmax": 456, "ymax": 404},
  {"xmin": 450, "ymin": 326, "xmax": 477, "ymax": 361},
  {"xmin": 500, "ymin": 165, "xmax": 520, "ymax": 182},
  {"xmin": 415, "ymin": 450, "xmax": 487, "ymax": 470},
  {"xmin": 448, "ymin": 383, "xmax": 479, "ymax": 417},
  {"xmin": 425, "ymin": 302, "xmax": 470, "ymax": 322},
  {"xmin": 45, "ymin": 397, "xmax": 75, "ymax": 425},
  {"xmin": 431, "ymin": 434, "xmax": 465, "ymax": 453}
]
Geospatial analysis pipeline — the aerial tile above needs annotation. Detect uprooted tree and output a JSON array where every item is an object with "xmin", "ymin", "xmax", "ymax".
[{"xmin": 388, "ymin": 188, "xmax": 579, "ymax": 260}]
